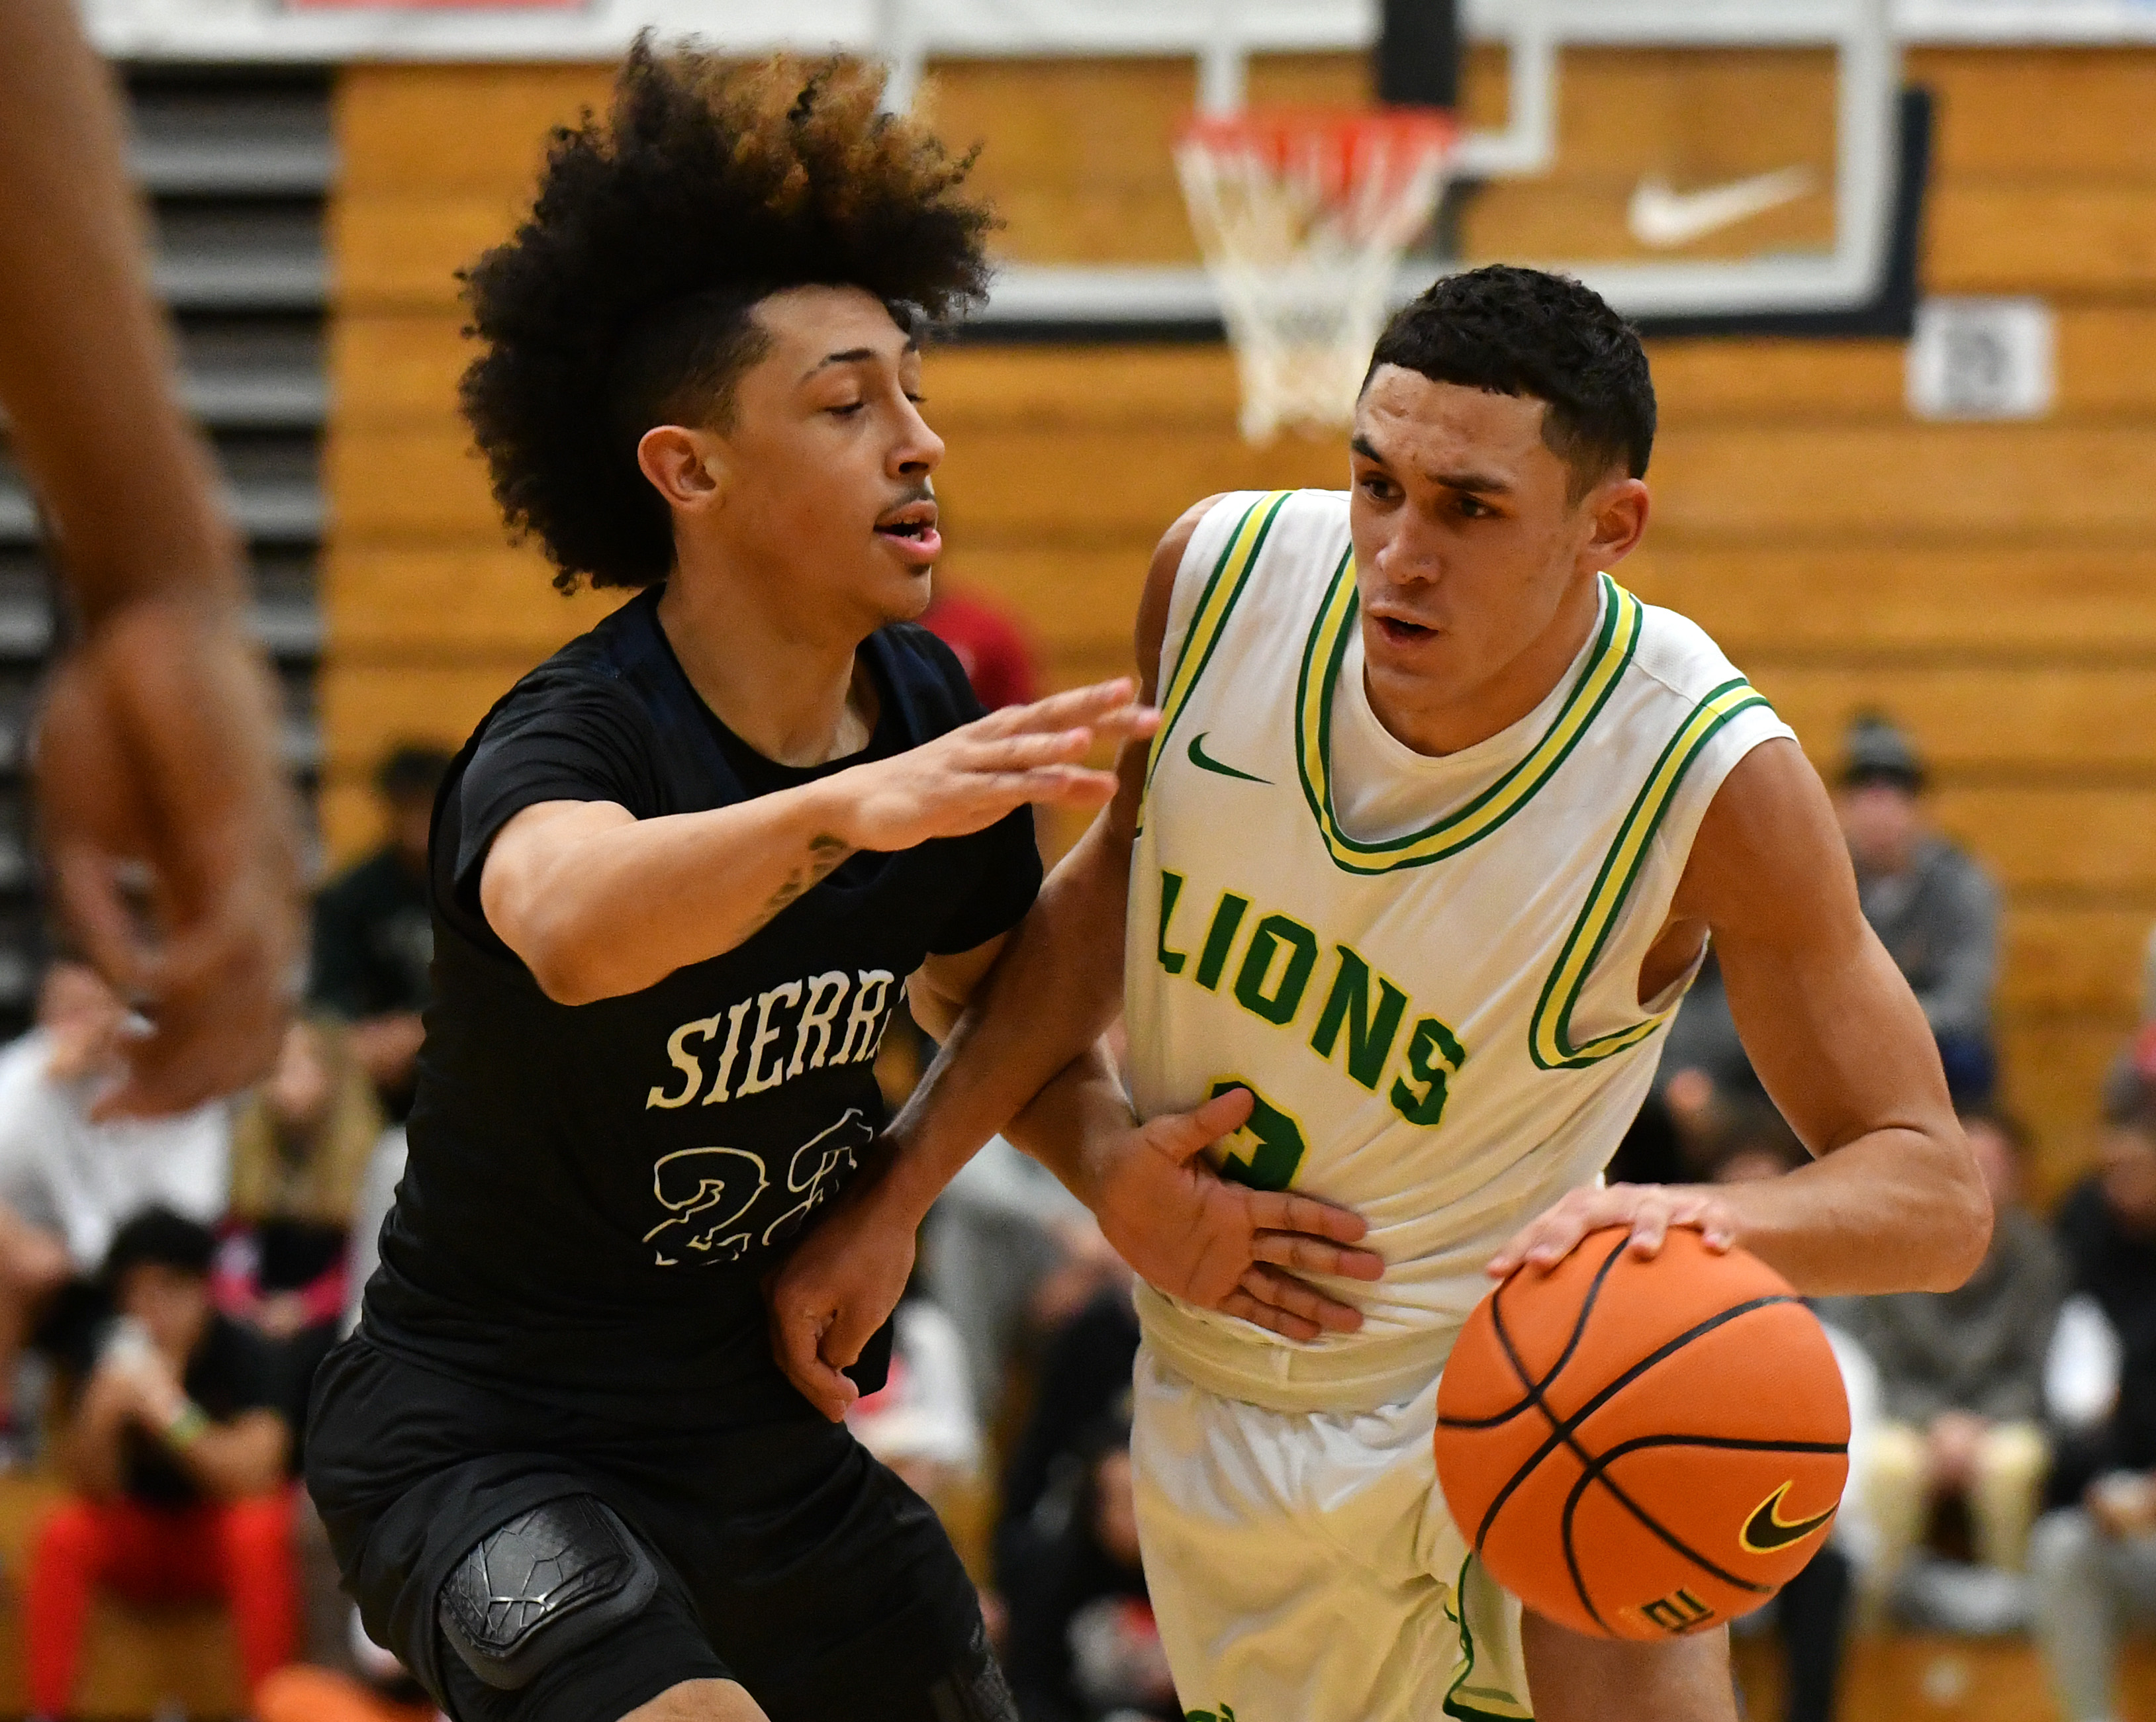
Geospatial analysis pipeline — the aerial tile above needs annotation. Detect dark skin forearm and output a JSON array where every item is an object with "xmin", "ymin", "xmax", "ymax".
[
  {"xmin": 881, "ymin": 803, "xmax": 1135, "ymax": 1224},
  {"xmin": 0, "ymin": 0, "xmax": 244, "ymax": 618}
]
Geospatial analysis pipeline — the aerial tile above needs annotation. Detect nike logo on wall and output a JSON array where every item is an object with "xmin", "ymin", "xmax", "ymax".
[
  {"xmin": 1627, "ymin": 165, "xmax": 1816, "ymax": 249},
  {"xmin": 1738, "ymin": 1481, "xmax": 1836, "ymax": 1555},
  {"xmin": 1188, "ymin": 733, "xmax": 1270, "ymax": 785}
]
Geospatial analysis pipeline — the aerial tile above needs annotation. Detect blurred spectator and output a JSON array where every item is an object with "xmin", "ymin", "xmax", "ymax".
[
  {"xmin": 1828, "ymin": 1109, "xmax": 2061, "ymax": 1595},
  {"xmin": 216, "ymin": 1017, "xmax": 386, "ymax": 1449},
  {"xmin": 309, "ymin": 745, "xmax": 451, "ymax": 1117},
  {"xmin": 1656, "ymin": 951, "xmax": 1763, "ymax": 1138},
  {"xmin": 1005, "ymin": 1413, "xmax": 1176, "ymax": 1722},
  {"xmin": 341, "ymin": 1128, "xmax": 407, "ymax": 1336},
  {"xmin": 218, "ymin": 1019, "xmax": 383, "ymax": 1336},
  {"xmin": 0, "ymin": 961, "xmax": 228, "ymax": 1461},
  {"xmin": 1834, "ymin": 712, "xmax": 2000, "ymax": 1101},
  {"xmin": 923, "ymin": 588, "xmax": 1040, "ymax": 712},
  {"xmin": 26, "ymin": 1208, "xmax": 295, "ymax": 1717},
  {"xmin": 2028, "ymin": 1077, "xmax": 2156, "ymax": 1721},
  {"xmin": 847, "ymin": 1271, "xmax": 982, "ymax": 1514},
  {"xmin": 927, "ymin": 1137, "xmax": 1097, "ymax": 1429},
  {"xmin": 998, "ymin": 1269, "xmax": 1143, "ymax": 1686},
  {"xmin": 1605, "ymin": 1088, "xmax": 1691, "ymax": 1188},
  {"xmin": 1708, "ymin": 1109, "xmax": 1859, "ymax": 1722}
]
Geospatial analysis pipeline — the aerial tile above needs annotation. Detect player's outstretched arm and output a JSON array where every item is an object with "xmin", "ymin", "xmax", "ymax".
[
  {"xmin": 766, "ymin": 500, "xmax": 1383, "ymax": 1420},
  {"xmin": 482, "ymin": 677, "xmax": 1155, "ymax": 1005},
  {"xmin": 1488, "ymin": 737, "xmax": 1992, "ymax": 1296},
  {"xmin": 1, "ymin": 0, "xmax": 304, "ymax": 1116}
]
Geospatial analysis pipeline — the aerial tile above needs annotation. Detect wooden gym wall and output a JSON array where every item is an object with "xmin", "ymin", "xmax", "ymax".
[{"xmin": 324, "ymin": 47, "xmax": 2156, "ymax": 1198}]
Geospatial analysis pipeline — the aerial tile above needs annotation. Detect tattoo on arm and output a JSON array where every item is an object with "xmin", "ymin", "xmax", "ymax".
[{"xmin": 746, "ymin": 833, "xmax": 855, "ymax": 938}]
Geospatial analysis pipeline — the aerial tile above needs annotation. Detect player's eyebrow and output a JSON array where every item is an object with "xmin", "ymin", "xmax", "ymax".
[
  {"xmin": 1433, "ymin": 469, "xmax": 1513, "ymax": 494},
  {"xmin": 802, "ymin": 338, "xmax": 919, "ymax": 382},
  {"xmin": 1350, "ymin": 435, "xmax": 1511, "ymax": 494}
]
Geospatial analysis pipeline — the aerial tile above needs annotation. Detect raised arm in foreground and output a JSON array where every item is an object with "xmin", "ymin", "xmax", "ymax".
[{"xmin": 1, "ymin": 0, "xmax": 303, "ymax": 1114}]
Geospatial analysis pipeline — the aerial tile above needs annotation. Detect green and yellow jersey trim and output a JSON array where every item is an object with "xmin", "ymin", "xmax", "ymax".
[
  {"xmin": 1528, "ymin": 676, "xmax": 1776, "ymax": 1071},
  {"xmin": 1295, "ymin": 568, "xmax": 1644, "ymax": 876},
  {"xmin": 1145, "ymin": 490, "xmax": 1293, "ymax": 796}
]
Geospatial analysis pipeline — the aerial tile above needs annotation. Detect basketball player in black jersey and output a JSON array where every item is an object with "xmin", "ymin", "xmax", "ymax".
[{"xmin": 297, "ymin": 46, "xmax": 1359, "ymax": 1722}]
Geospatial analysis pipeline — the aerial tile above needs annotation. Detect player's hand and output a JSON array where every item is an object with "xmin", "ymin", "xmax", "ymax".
[
  {"xmin": 36, "ymin": 598, "xmax": 305, "ymax": 1118},
  {"xmin": 1092, "ymin": 1087, "xmax": 1384, "ymax": 1343},
  {"xmin": 831, "ymin": 678, "xmax": 1158, "ymax": 852},
  {"xmin": 765, "ymin": 1155, "xmax": 912, "ymax": 1422},
  {"xmin": 1485, "ymin": 1181, "xmax": 1738, "ymax": 1279}
]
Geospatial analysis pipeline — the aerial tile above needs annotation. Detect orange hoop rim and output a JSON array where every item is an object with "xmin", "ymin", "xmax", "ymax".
[{"xmin": 1176, "ymin": 104, "xmax": 1458, "ymax": 157}]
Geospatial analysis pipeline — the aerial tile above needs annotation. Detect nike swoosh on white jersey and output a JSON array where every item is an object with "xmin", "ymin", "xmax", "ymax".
[{"xmin": 1626, "ymin": 166, "xmax": 1816, "ymax": 249}]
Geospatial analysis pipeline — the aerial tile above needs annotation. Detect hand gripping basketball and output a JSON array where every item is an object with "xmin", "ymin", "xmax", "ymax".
[{"xmin": 1433, "ymin": 1228, "xmax": 1848, "ymax": 1641}]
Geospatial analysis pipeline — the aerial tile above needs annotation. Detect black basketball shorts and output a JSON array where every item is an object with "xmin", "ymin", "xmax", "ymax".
[{"xmin": 305, "ymin": 1336, "xmax": 1011, "ymax": 1722}]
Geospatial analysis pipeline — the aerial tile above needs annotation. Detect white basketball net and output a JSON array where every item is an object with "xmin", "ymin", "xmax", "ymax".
[{"xmin": 1176, "ymin": 110, "xmax": 1458, "ymax": 443}]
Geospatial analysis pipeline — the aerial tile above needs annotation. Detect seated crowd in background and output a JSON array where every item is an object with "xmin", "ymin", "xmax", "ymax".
[
  {"xmin": 2030, "ymin": 1062, "xmax": 2156, "ymax": 1722},
  {"xmin": 12, "ymin": 695, "xmax": 2156, "ymax": 1722},
  {"xmin": 26, "ymin": 1210, "xmax": 295, "ymax": 1715}
]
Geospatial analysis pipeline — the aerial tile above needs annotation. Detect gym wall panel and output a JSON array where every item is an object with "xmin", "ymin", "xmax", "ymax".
[
  {"xmin": 336, "ymin": 62, "xmax": 614, "ymax": 194},
  {"xmin": 1747, "ymin": 664, "xmax": 2156, "ymax": 774},
  {"xmin": 1622, "ymin": 545, "xmax": 2156, "ymax": 653},
  {"xmin": 320, "ymin": 46, "xmax": 2156, "ymax": 1195},
  {"xmin": 1930, "ymin": 789, "xmax": 2156, "ymax": 895},
  {"xmin": 1999, "ymin": 907, "xmax": 2151, "ymax": 1017},
  {"xmin": 1919, "ymin": 49, "xmax": 2156, "ymax": 179}
]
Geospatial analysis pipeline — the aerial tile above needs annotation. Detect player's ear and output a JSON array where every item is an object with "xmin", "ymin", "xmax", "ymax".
[
  {"xmin": 1581, "ymin": 473, "xmax": 1650, "ymax": 570},
  {"xmin": 635, "ymin": 424, "xmax": 726, "ymax": 512}
]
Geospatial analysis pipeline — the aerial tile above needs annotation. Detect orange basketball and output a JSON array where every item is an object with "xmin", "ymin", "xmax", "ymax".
[{"xmin": 1434, "ymin": 1226, "xmax": 1849, "ymax": 1641}]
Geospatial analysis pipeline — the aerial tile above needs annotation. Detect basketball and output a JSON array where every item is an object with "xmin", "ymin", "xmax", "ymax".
[{"xmin": 1434, "ymin": 1226, "xmax": 1849, "ymax": 1642}]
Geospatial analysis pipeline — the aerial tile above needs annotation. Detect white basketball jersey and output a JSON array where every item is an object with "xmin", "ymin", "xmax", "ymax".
[{"xmin": 1125, "ymin": 489, "xmax": 1795, "ymax": 1413}]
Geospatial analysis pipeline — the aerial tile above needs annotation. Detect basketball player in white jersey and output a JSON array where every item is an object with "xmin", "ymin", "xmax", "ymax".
[{"xmin": 770, "ymin": 265, "xmax": 1992, "ymax": 1720}]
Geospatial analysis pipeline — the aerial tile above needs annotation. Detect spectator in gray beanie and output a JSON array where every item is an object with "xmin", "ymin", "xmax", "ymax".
[{"xmin": 1836, "ymin": 711, "xmax": 2001, "ymax": 1099}]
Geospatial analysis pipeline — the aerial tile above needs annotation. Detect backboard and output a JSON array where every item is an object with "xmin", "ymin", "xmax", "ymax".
[{"xmin": 880, "ymin": 0, "xmax": 1912, "ymax": 339}]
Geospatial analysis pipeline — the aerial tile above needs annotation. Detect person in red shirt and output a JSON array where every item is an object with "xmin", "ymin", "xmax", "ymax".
[{"xmin": 922, "ymin": 590, "xmax": 1040, "ymax": 711}]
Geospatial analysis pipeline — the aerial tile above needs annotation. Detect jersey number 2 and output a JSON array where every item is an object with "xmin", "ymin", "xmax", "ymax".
[{"xmin": 1208, "ymin": 1079, "xmax": 1308, "ymax": 1191}]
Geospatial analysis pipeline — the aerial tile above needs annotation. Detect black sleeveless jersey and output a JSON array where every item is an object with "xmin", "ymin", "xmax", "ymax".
[{"xmin": 359, "ymin": 589, "xmax": 1041, "ymax": 1427}]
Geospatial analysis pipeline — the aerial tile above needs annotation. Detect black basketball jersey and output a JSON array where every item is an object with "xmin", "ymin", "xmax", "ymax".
[{"xmin": 359, "ymin": 588, "xmax": 1041, "ymax": 1426}]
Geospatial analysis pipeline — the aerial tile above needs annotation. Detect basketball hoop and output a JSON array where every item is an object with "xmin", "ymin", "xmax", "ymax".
[{"xmin": 1176, "ymin": 108, "xmax": 1458, "ymax": 443}]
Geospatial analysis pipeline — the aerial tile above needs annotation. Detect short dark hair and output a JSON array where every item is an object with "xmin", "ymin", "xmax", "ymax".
[
  {"xmin": 103, "ymin": 1206, "xmax": 217, "ymax": 1287},
  {"xmin": 375, "ymin": 743, "xmax": 454, "ymax": 802},
  {"xmin": 1364, "ymin": 265, "xmax": 1656, "ymax": 497},
  {"xmin": 458, "ymin": 43, "xmax": 995, "ymax": 594}
]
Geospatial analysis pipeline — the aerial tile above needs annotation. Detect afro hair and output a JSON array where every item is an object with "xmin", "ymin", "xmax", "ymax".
[
  {"xmin": 458, "ymin": 42, "xmax": 996, "ymax": 592},
  {"xmin": 1366, "ymin": 265, "xmax": 1656, "ymax": 496}
]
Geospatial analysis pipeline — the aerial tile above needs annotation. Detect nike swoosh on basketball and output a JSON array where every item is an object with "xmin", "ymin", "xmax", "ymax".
[
  {"xmin": 1627, "ymin": 166, "xmax": 1816, "ymax": 249},
  {"xmin": 1188, "ymin": 732, "xmax": 1271, "ymax": 785},
  {"xmin": 1738, "ymin": 1481, "xmax": 1836, "ymax": 1554}
]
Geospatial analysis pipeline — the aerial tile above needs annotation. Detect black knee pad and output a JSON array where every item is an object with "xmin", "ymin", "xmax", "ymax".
[{"xmin": 436, "ymin": 1495, "xmax": 660, "ymax": 1692}]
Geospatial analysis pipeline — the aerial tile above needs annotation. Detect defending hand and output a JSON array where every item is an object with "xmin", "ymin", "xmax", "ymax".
[
  {"xmin": 832, "ymin": 678, "xmax": 1157, "ymax": 852},
  {"xmin": 765, "ymin": 1156, "xmax": 912, "ymax": 1422},
  {"xmin": 1093, "ymin": 1087, "xmax": 1384, "ymax": 1342}
]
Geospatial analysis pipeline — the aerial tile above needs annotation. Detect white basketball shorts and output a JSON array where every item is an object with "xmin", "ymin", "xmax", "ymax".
[{"xmin": 1129, "ymin": 1345, "xmax": 1534, "ymax": 1722}]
